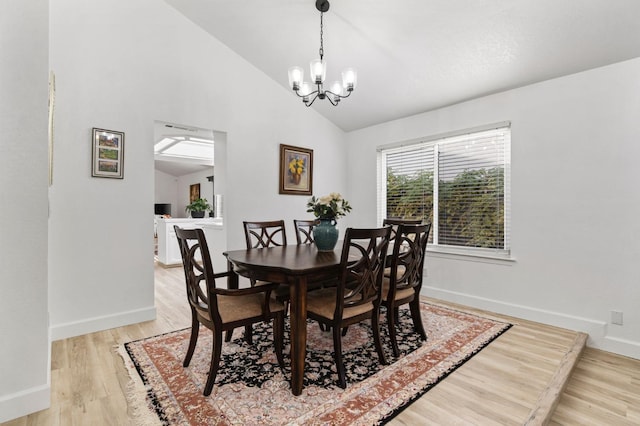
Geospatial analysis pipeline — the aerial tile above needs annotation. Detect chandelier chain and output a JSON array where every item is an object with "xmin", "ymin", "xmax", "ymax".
[{"xmin": 319, "ymin": 12, "xmax": 324, "ymax": 60}]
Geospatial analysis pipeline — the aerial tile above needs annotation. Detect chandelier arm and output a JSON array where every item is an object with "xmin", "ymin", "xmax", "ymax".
[
  {"xmin": 305, "ymin": 93, "xmax": 321, "ymax": 107},
  {"xmin": 324, "ymin": 89, "xmax": 352, "ymax": 100},
  {"xmin": 292, "ymin": 88, "xmax": 319, "ymax": 99},
  {"xmin": 325, "ymin": 95, "xmax": 338, "ymax": 106}
]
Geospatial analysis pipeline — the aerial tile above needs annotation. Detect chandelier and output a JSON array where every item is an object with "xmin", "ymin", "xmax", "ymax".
[{"xmin": 287, "ymin": 0, "xmax": 357, "ymax": 107}]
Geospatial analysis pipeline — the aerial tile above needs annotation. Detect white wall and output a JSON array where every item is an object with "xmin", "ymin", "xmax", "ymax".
[
  {"xmin": 346, "ymin": 58, "xmax": 640, "ymax": 359},
  {"xmin": 154, "ymin": 169, "xmax": 179, "ymax": 217},
  {"xmin": 177, "ymin": 169, "xmax": 214, "ymax": 218},
  {"xmin": 0, "ymin": 1, "xmax": 51, "ymax": 421},
  {"xmin": 47, "ymin": 0, "xmax": 346, "ymax": 343}
]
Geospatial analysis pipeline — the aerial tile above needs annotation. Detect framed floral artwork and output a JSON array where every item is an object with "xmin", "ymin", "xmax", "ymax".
[
  {"xmin": 189, "ymin": 183, "xmax": 200, "ymax": 203},
  {"xmin": 91, "ymin": 127, "xmax": 124, "ymax": 179},
  {"xmin": 279, "ymin": 144, "xmax": 313, "ymax": 195}
]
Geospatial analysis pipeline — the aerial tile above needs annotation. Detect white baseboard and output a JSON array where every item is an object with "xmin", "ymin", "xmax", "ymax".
[
  {"xmin": 50, "ymin": 306, "xmax": 157, "ymax": 341},
  {"xmin": 0, "ymin": 384, "xmax": 50, "ymax": 423},
  {"xmin": 424, "ymin": 286, "xmax": 640, "ymax": 360}
]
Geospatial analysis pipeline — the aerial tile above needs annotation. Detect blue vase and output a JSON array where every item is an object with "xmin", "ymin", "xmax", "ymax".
[{"xmin": 313, "ymin": 218, "xmax": 339, "ymax": 251}]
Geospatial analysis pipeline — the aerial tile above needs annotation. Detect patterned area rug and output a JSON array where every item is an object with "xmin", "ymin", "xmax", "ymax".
[{"xmin": 121, "ymin": 301, "xmax": 511, "ymax": 425}]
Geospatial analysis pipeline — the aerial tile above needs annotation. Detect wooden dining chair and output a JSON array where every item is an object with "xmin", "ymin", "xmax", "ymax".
[
  {"xmin": 174, "ymin": 226, "xmax": 285, "ymax": 396},
  {"xmin": 382, "ymin": 223, "xmax": 431, "ymax": 358},
  {"xmin": 294, "ymin": 218, "xmax": 334, "ymax": 331},
  {"xmin": 382, "ymin": 217, "xmax": 422, "ymax": 242},
  {"xmin": 293, "ymin": 219, "xmax": 319, "ymax": 245},
  {"xmin": 306, "ymin": 226, "xmax": 392, "ymax": 388},
  {"xmin": 382, "ymin": 218, "xmax": 422, "ymax": 279},
  {"xmin": 243, "ymin": 220, "xmax": 287, "ymax": 248},
  {"xmin": 239, "ymin": 220, "xmax": 290, "ymax": 340}
]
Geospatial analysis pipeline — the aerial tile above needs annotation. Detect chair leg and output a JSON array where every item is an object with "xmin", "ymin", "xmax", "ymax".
[
  {"xmin": 332, "ymin": 325, "xmax": 347, "ymax": 389},
  {"xmin": 203, "ymin": 329, "xmax": 223, "ymax": 396},
  {"xmin": 244, "ymin": 324, "xmax": 253, "ymax": 344},
  {"xmin": 183, "ymin": 315, "xmax": 200, "ymax": 367},
  {"xmin": 224, "ymin": 330, "xmax": 233, "ymax": 342},
  {"xmin": 409, "ymin": 298, "xmax": 427, "ymax": 341},
  {"xmin": 341, "ymin": 326, "xmax": 348, "ymax": 337},
  {"xmin": 387, "ymin": 304, "xmax": 400, "ymax": 358},
  {"xmin": 274, "ymin": 313, "xmax": 285, "ymax": 368},
  {"xmin": 372, "ymin": 308, "xmax": 388, "ymax": 366}
]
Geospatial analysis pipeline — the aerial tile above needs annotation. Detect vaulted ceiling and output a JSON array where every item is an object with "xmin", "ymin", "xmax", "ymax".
[{"xmin": 165, "ymin": 0, "xmax": 640, "ymax": 132}]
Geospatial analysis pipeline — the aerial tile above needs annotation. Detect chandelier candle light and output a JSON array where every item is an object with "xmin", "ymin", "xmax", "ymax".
[{"xmin": 288, "ymin": 0, "xmax": 357, "ymax": 106}]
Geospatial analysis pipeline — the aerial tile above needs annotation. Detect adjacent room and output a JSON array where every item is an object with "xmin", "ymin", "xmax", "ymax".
[{"xmin": 2, "ymin": 0, "xmax": 639, "ymax": 424}]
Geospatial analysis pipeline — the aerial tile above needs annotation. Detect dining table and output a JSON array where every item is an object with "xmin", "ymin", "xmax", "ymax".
[{"xmin": 224, "ymin": 243, "xmax": 343, "ymax": 396}]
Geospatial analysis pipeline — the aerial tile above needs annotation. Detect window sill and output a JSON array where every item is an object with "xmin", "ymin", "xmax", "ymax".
[{"xmin": 426, "ymin": 246, "xmax": 516, "ymax": 264}]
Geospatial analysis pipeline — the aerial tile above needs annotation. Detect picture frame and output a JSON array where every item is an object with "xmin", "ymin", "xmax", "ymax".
[
  {"xmin": 189, "ymin": 183, "xmax": 201, "ymax": 203},
  {"xmin": 91, "ymin": 128, "xmax": 124, "ymax": 179},
  {"xmin": 279, "ymin": 144, "xmax": 313, "ymax": 195}
]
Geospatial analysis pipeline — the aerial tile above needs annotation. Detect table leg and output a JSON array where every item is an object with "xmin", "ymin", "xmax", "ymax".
[
  {"xmin": 224, "ymin": 261, "xmax": 240, "ymax": 342},
  {"xmin": 288, "ymin": 276, "xmax": 307, "ymax": 396}
]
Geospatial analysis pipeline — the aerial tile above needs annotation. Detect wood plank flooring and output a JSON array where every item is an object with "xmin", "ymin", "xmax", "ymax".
[{"xmin": 3, "ymin": 263, "xmax": 638, "ymax": 425}]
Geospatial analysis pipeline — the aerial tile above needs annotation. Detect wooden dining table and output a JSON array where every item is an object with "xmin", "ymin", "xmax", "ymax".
[{"xmin": 224, "ymin": 243, "xmax": 343, "ymax": 396}]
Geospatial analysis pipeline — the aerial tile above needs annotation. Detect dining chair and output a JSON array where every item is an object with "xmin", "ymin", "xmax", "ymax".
[
  {"xmin": 382, "ymin": 223, "xmax": 431, "ymax": 358},
  {"xmin": 382, "ymin": 218, "xmax": 422, "ymax": 242},
  {"xmin": 382, "ymin": 218, "xmax": 422, "ymax": 279},
  {"xmin": 293, "ymin": 219, "xmax": 319, "ymax": 245},
  {"xmin": 239, "ymin": 220, "xmax": 290, "ymax": 340},
  {"xmin": 174, "ymin": 226, "xmax": 285, "ymax": 396},
  {"xmin": 294, "ymin": 218, "xmax": 334, "ymax": 331},
  {"xmin": 306, "ymin": 226, "xmax": 392, "ymax": 388},
  {"xmin": 243, "ymin": 220, "xmax": 287, "ymax": 248}
]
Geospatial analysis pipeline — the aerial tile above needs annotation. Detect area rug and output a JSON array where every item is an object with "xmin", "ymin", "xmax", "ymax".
[{"xmin": 121, "ymin": 301, "xmax": 511, "ymax": 425}]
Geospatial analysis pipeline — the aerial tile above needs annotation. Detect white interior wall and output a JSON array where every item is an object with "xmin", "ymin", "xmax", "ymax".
[
  {"xmin": 154, "ymin": 169, "xmax": 179, "ymax": 217},
  {"xmin": 346, "ymin": 58, "xmax": 640, "ymax": 359},
  {"xmin": 0, "ymin": 1, "xmax": 51, "ymax": 421},
  {"xmin": 178, "ymin": 169, "xmax": 214, "ymax": 218},
  {"xmin": 47, "ymin": 0, "xmax": 346, "ymax": 343}
]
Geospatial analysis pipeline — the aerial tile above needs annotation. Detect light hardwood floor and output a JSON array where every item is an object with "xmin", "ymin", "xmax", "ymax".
[{"xmin": 3, "ymin": 263, "xmax": 639, "ymax": 425}]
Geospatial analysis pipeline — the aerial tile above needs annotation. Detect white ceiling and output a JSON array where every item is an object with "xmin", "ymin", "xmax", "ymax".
[
  {"xmin": 154, "ymin": 120, "xmax": 214, "ymax": 177},
  {"xmin": 165, "ymin": 0, "xmax": 640, "ymax": 132}
]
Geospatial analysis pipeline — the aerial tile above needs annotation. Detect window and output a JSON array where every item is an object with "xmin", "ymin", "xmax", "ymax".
[{"xmin": 378, "ymin": 124, "xmax": 511, "ymax": 257}]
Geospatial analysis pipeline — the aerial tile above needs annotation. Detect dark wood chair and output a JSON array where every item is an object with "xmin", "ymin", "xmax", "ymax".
[
  {"xmin": 243, "ymin": 220, "xmax": 287, "ymax": 248},
  {"xmin": 293, "ymin": 219, "xmax": 319, "ymax": 245},
  {"xmin": 382, "ymin": 218, "xmax": 423, "ymax": 242},
  {"xmin": 174, "ymin": 226, "xmax": 285, "ymax": 396},
  {"xmin": 382, "ymin": 223, "xmax": 431, "ymax": 358},
  {"xmin": 294, "ymin": 218, "xmax": 333, "ymax": 331},
  {"xmin": 382, "ymin": 218, "xmax": 422, "ymax": 279},
  {"xmin": 238, "ymin": 220, "xmax": 290, "ymax": 340},
  {"xmin": 306, "ymin": 226, "xmax": 392, "ymax": 388}
]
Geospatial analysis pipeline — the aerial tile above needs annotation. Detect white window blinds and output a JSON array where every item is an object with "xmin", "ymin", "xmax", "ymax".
[{"xmin": 379, "ymin": 125, "xmax": 511, "ymax": 255}]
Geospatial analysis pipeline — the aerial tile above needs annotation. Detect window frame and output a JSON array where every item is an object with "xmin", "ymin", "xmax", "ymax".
[{"xmin": 377, "ymin": 122, "xmax": 512, "ymax": 260}]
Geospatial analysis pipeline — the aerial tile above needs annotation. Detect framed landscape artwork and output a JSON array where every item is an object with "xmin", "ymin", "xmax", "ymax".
[
  {"xmin": 279, "ymin": 144, "xmax": 313, "ymax": 195},
  {"xmin": 91, "ymin": 128, "xmax": 124, "ymax": 179}
]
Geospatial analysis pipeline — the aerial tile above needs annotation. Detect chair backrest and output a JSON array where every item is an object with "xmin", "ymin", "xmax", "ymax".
[
  {"xmin": 174, "ymin": 226, "xmax": 219, "ymax": 321},
  {"xmin": 382, "ymin": 218, "xmax": 422, "ymax": 242},
  {"xmin": 335, "ymin": 226, "xmax": 392, "ymax": 313},
  {"xmin": 243, "ymin": 220, "xmax": 287, "ymax": 249},
  {"xmin": 293, "ymin": 219, "xmax": 319, "ymax": 245},
  {"xmin": 388, "ymin": 223, "xmax": 431, "ymax": 295}
]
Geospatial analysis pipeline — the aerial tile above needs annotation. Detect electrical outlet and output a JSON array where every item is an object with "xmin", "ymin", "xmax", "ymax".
[{"xmin": 611, "ymin": 310, "xmax": 623, "ymax": 325}]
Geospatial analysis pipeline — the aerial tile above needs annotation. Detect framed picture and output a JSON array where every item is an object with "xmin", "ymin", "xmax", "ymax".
[
  {"xmin": 91, "ymin": 128, "xmax": 124, "ymax": 179},
  {"xmin": 190, "ymin": 183, "xmax": 201, "ymax": 203},
  {"xmin": 279, "ymin": 144, "xmax": 313, "ymax": 195}
]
